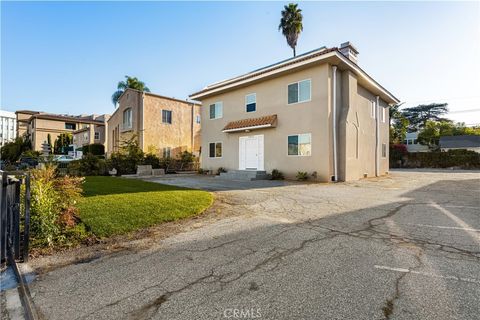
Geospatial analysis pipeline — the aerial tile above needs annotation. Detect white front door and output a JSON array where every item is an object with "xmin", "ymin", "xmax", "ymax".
[{"xmin": 239, "ymin": 135, "xmax": 264, "ymax": 170}]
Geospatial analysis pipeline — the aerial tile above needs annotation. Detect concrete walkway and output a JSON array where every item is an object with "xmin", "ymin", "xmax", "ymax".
[{"xmin": 29, "ymin": 171, "xmax": 480, "ymax": 319}]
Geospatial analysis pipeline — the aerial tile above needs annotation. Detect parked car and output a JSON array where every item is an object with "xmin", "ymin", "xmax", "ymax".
[
  {"xmin": 17, "ymin": 157, "xmax": 39, "ymax": 169},
  {"xmin": 54, "ymin": 155, "xmax": 76, "ymax": 163}
]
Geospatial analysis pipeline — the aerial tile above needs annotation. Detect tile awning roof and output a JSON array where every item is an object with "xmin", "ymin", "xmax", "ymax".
[{"xmin": 223, "ymin": 115, "xmax": 277, "ymax": 132}]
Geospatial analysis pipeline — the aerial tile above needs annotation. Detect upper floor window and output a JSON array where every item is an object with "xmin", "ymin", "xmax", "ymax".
[
  {"xmin": 196, "ymin": 115, "xmax": 201, "ymax": 124},
  {"xmin": 288, "ymin": 79, "xmax": 311, "ymax": 104},
  {"xmin": 381, "ymin": 107, "xmax": 386, "ymax": 123},
  {"xmin": 288, "ymin": 133, "xmax": 311, "ymax": 156},
  {"xmin": 209, "ymin": 102, "xmax": 223, "ymax": 119},
  {"xmin": 94, "ymin": 132, "xmax": 100, "ymax": 140},
  {"xmin": 162, "ymin": 110, "xmax": 172, "ymax": 124},
  {"xmin": 65, "ymin": 123, "xmax": 76, "ymax": 130},
  {"xmin": 371, "ymin": 101, "xmax": 376, "ymax": 119},
  {"xmin": 245, "ymin": 93, "xmax": 256, "ymax": 112},
  {"xmin": 123, "ymin": 108, "xmax": 132, "ymax": 129}
]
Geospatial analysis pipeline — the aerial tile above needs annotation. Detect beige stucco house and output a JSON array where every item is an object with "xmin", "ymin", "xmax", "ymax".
[
  {"xmin": 107, "ymin": 88, "xmax": 201, "ymax": 158},
  {"xmin": 190, "ymin": 42, "xmax": 399, "ymax": 182},
  {"xmin": 72, "ymin": 114, "xmax": 109, "ymax": 150},
  {"xmin": 16, "ymin": 110, "xmax": 109, "ymax": 152}
]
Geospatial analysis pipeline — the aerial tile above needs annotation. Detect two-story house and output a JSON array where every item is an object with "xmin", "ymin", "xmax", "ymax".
[
  {"xmin": 72, "ymin": 114, "xmax": 110, "ymax": 151},
  {"xmin": 190, "ymin": 42, "xmax": 399, "ymax": 181},
  {"xmin": 16, "ymin": 110, "xmax": 109, "ymax": 152},
  {"xmin": 107, "ymin": 88, "xmax": 201, "ymax": 158}
]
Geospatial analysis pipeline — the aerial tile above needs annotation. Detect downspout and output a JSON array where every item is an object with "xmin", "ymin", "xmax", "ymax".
[
  {"xmin": 140, "ymin": 92, "xmax": 145, "ymax": 151},
  {"xmin": 191, "ymin": 103, "xmax": 194, "ymax": 153},
  {"xmin": 332, "ymin": 65, "xmax": 338, "ymax": 182},
  {"xmin": 375, "ymin": 96, "xmax": 380, "ymax": 177}
]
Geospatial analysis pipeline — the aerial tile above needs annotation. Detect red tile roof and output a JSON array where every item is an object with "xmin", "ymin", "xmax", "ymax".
[{"xmin": 223, "ymin": 114, "xmax": 277, "ymax": 132}]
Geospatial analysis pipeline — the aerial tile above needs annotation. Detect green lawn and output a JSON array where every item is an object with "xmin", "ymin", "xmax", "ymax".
[{"xmin": 77, "ymin": 176, "xmax": 213, "ymax": 237}]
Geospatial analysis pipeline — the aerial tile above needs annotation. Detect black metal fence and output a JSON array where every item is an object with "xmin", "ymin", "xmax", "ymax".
[{"xmin": 0, "ymin": 171, "xmax": 31, "ymax": 267}]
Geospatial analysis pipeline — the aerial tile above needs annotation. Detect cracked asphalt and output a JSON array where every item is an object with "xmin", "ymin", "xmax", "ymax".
[{"xmin": 30, "ymin": 170, "xmax": 479, "ymax": 320}]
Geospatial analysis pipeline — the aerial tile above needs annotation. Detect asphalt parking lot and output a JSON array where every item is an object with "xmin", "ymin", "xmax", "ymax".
[{"xmin": 29, "ymin": 170, "xmax": 480, "ymax": 319}]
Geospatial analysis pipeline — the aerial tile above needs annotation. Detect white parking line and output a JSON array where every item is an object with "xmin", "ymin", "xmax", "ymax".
[
  {"xmin": 374, "ymin": 265, "xmax": 480, "ymax": 284},
  {"xmin": 406, "ymin": 223, "xmax": 480, "ymax": 232},
  {"xmin": 443, "ymin": 205, "xmax": 479, "ymax": 210},
  {"xmin": 430, "ymin": 202, "xmax": 480, "ymax": 243}
]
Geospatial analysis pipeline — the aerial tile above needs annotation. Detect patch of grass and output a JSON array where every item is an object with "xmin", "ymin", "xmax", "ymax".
[{"xmin": 77, "ymin": 177, "xmax": 213, "ymax": 237}]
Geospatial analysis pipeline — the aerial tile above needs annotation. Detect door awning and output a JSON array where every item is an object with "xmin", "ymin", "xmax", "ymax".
[{"xmin": 222, "ymin": 114, "xmax": 277, "ymax": 133}]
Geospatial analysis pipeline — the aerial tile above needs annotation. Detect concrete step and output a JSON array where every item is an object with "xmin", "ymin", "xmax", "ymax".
[{"xmin": 216, "ymin": 170, "xmax": 269, "ymax": 181}]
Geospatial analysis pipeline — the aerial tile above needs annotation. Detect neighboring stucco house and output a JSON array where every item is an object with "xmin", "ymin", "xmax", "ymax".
[
  {"xmin": 15, "ymin": 110, "xmax": 109, "ymax": 152},
  {"xmin": 404, "ymin": 132, "xmax": 429, "ymax": 152},
  {"xmin": 72, "ymin": 114, "xmax": 110, "ymax": 151},
  {"xmin": 107, "ymin": 88, "xmax": 201, "ymax": 158},
  {"xmin": 190, "ymin": 42, "xmax": 399, "ymax": 181},
  {"xmin": 440, "ymin": 135, "xmax": 480, "ymax": 153}
]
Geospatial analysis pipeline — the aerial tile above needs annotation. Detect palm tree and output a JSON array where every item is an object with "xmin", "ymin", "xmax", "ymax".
[
  {"xmin": 278, "ymin": 3, "xmax": 303, "ymax": 57},
  {"xmin": 111, "ymin": 76, "xmax": 151, "ymax": 107}
]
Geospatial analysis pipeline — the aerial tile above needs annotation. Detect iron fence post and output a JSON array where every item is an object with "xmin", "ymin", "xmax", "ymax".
[
  {"xmin": 1, "ymin": 171, "xmax": 7, "ymax": 265},
  {"xmin": 23, "ymin": 173, "xmax": 31, "ymax": 262}
]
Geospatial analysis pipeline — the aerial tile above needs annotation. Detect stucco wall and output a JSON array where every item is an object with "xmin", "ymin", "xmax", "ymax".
[
  {"xmin": 338, "ymin": 70, "xmax": 390, "ymax": 181},
  {"xmin": 200, "ymin": 64, "xmax": 332, "ymax": 181},
  {"xmin": 199, "ymin": 62, "xmax": 391, "ymax": 182},
  {"xmin": 143, "ymin": 95, "xmax": 201, "ymax": 158},
  {"xmin": 107, "ymin": 89, "xmax": 201, "ymax": 158},
  {"xmin": 107, "ymin": 90, "xmax": 142, "ymax": 154}
]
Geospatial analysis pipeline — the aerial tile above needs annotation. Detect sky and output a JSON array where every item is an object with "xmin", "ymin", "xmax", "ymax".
[{"xmin": 1, "ymin": 1, "xmax": 479, "ymax": 125}]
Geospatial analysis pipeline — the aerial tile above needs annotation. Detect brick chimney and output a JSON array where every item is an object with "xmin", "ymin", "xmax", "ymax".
[{"xmin": 339, "ymin": 42, "xmax": 359, "ymax": 64}]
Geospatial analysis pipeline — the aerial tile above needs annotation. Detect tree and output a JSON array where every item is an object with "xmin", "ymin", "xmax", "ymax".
[
  {"xmin": 279, "ymin": 3, "xmax": 303, "ymax": 57},
  {"xmin": 111, "ymin": 75, "xmax": 151, "ymax": 107},
  {"xmin": 389, "ymin": 103, "xmax": 409, "ymax": 144},
  {"xmin": 1, "ymin": 136, "xmax": 32, "ymax": 163},
  {"xmin": 54, "ymin": 133, "xmax": 73, "ymax": 154},
  {"xmin": 47, "ymin": 134, "xmax": 53, "ymax": 154},
  {"xmin": 402, "ymin": 103, "xmax": 450, "ymax": 131},
  {"xmin": 417, "ymin": 121, "xmax": 480, "ymax": 148}
]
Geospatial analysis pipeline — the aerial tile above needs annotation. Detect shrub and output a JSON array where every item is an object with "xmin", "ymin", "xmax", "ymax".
[
  {"xmin": 67, "ymin": 154, "xmax": 108, "ymax": 176},
  {"xmin": 29, "ymin": 166, "xmax": 88, "ymax": 248},
  {"xmin": 106, "ymin": 135, "xmax": 144, "ymax": 175},
  {"xmin": 217, "ymin": 167, "xmax": 227, "ymax": 175},
  {"xmin": 271, "ymin": 169, "xmax": 284, "ymax": 180},
  {"xmin": 82, "ymin": 143, "xmax": 105, "ymax": 156},
  {"xmin": 296, "ymin": 171, "xmax": 308, "ymax": 181},
  {"xmin": 178, "ymin": 151, "xmax": 195, "ymax": 164},
  {"xmin": 143, "ymin": 153, "xmax": 161, "ymax": 169},
  {"xmin": 402, "ymin": 150, "xmax": 480, "ymax": 169}
]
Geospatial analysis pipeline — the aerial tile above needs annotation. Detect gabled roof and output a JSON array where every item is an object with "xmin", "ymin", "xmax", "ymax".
[
  {"xmin": 190, "ymin": 46, "xmax": 399, "ymax": 104},
  {"xmin": 439, "ymin": 135, "xmax": 480, "ymax": 148}
]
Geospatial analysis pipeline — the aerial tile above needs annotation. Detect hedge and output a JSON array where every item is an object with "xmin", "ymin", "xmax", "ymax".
[
  {"xmin": 391, "ymin": 149, "xmax": 480, "ymax": 169},
  {"xmin": 82, "ymin": 143, "xmax": 105, "ymax": 156}
]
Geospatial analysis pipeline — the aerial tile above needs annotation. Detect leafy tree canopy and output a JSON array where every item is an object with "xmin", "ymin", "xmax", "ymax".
[
  {"xmin": 1, "ymin": 135, "xmax": 32, "ymax": 163},
  {"xmin": 402, "ymin": 103, "xmax": 450, "ymax": 131},
  {"xmin": 389, "ymin": 103, "xmax": 409, "ymax": 144},
  {"xmin": 417, "ymin": 120, "xmax": 480, "ymax": 148}
]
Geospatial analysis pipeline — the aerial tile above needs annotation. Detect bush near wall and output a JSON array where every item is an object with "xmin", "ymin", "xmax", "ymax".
[
  {"xmin": 391, "ymin": 149, "xmax": 480, "ymax": 169},
  {"xmin": 67, "ymin": 154, "xmax": 109, "ymax": 176},
  {"xmin": 82, "ymin": 143, "xmax": 105, "ymax": 156}
]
